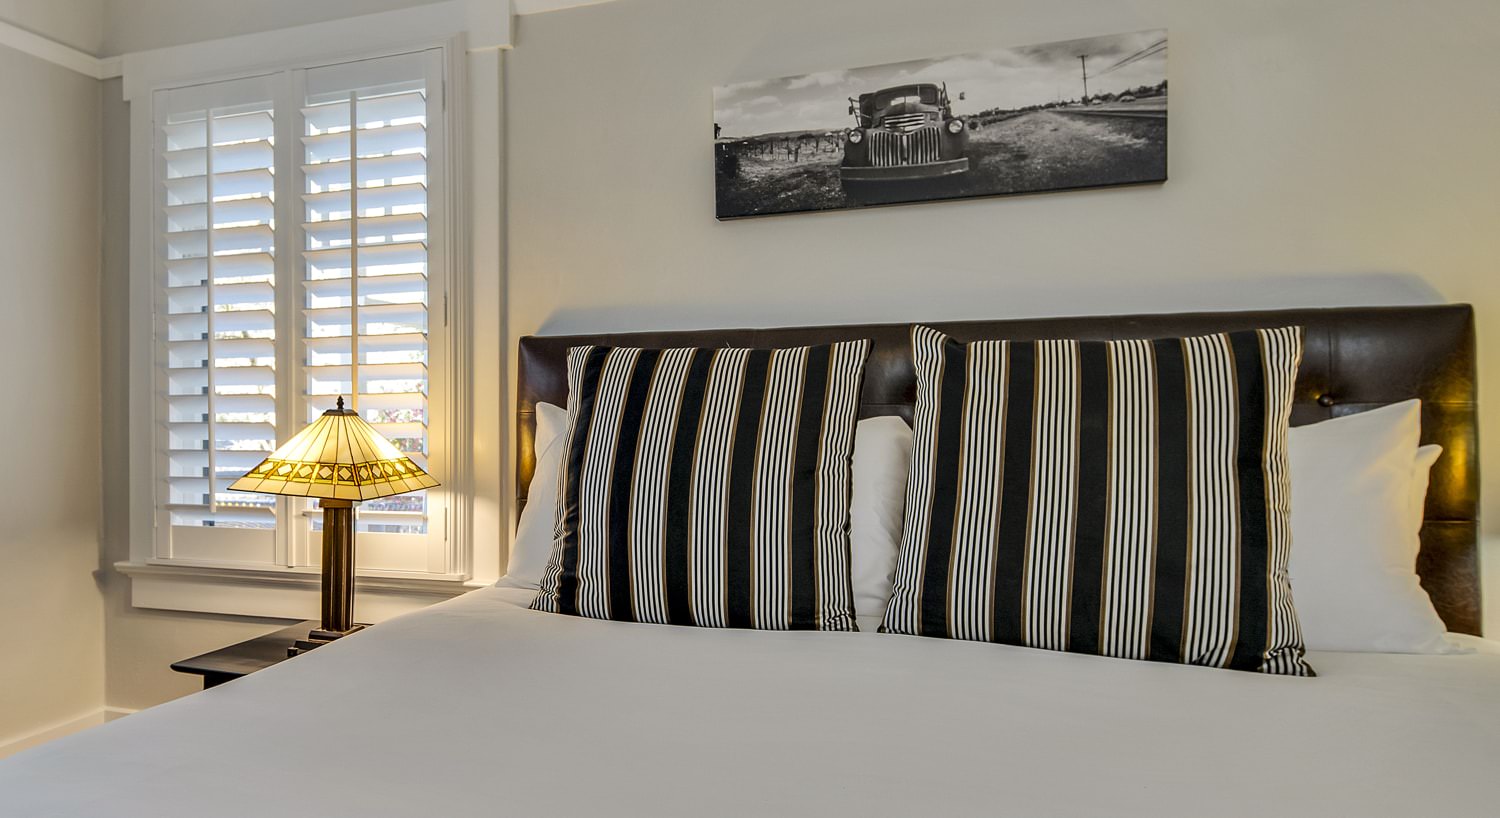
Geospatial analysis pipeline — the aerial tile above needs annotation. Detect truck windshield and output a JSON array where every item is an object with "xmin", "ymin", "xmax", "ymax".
[{"xmin": 872, "ymin": 86, "xmax": 938, "ymax": 110}]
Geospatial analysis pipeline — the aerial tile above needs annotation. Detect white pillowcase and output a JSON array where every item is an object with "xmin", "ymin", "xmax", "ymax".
[
  {"xmin": 1411, "ymin": 444, "xmax": 1442, "ymax": 537},
  {"xmin": 1288, "ymin": 400, "xmax": 1457, "ymax": 654},
  {"xmin": 849, "ymin": 416, "xmax": 914, "ymax": 623},
  {"xmin": 504, "ymin": 405, "xmax": 916, "ymax": 624},
  {"xmin": 503, "ymin": 402, "xmax": 569, "ymax": 589}
]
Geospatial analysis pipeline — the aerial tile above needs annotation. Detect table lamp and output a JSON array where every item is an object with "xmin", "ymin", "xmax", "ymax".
[{"xmin": 229, "ymin": 396, "xmax": 438, "ymax": 653}]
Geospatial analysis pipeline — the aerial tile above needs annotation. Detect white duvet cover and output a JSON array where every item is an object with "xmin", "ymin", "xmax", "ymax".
[{"xmin": 4, "ymin": 585, "xmax": 1499, "ymax": 817}]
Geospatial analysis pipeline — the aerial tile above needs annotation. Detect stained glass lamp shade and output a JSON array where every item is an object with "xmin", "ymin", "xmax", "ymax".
[
  {"xmin": 229, "ymin": 396, "xmax": 437, "ymax": 500},
  {"xmin": 229, "ymin": 397, "xmax": 438, "ymax": 646}
]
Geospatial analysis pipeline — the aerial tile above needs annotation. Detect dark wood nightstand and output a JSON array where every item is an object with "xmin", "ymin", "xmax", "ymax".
[{"xmin": 171, "ymin": 621, "xmax": 318, "ymax": 689}]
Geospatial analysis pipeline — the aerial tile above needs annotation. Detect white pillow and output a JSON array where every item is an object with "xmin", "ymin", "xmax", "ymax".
[
  {"xmin": 849, "ymin": 416, "xmax": 914, "ymax": 624},
  {"xmin": 1288, "ymin": 400, "xmax": 1457, "ymax": 653},
  {"xmin": 1412, "ymin": 444, "xmax": 1442, "ymax": 536},
  {"xmin": 502, "ymin": 402, "xmax": 569, "ymax": 589}
]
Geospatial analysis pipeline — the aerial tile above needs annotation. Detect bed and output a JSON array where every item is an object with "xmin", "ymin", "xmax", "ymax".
[{"xmin": 4, "ymin": 305, "xmax": 1495, "ymax": 817}]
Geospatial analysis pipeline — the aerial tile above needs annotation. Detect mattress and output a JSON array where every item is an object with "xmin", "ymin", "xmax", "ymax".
[{"xmin": 4, "ymin": 585, "xmax": 1499, "ymax": 817}]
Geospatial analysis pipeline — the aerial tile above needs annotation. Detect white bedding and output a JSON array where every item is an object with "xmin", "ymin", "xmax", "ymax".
[{"xmin": 5, "ymin": 586, "xmax": 1499, "ymax": 817}]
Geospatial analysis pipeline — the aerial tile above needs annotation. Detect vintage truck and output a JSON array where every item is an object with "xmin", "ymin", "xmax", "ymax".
[{"xmin": 840, "ymin": 83, "xmax": 970, "ymax": 195}]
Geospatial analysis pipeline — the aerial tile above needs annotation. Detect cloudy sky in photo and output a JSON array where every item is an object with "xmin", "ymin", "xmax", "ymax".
[{"xmin": 714, "ymin": 29, "xmax": 1166, "ymax": 138}]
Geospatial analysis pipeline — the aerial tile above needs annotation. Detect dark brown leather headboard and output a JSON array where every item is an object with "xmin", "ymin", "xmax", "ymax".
[{"xmin": 517, "ymin": 305, "xmax": 1481, "ymax": 635}]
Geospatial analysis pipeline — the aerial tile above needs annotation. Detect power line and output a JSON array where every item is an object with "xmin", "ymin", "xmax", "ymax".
[
  {"xmin": 1096, "ymin": 41, "xmax": 1166, "ymax": 76},
  {"xmin": 1102, "ymin": 38, "xmax": 1166, "ymax": 71},
  {"xmin": 1095, "ymin": 39, "xmax": 1167, "ymax": 76}
]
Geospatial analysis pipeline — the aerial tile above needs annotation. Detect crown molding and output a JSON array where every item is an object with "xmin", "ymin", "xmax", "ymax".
[
  {"xmin": 512, "ymin": 0, "xmax": 615, "ymax": 14},
  {"xmin": 2, "ymin": 0, "xmax": 515, "ymax": 83},
  {"xmin": 120, "ymin": 0, "xmax": 509, "ymax": 101},
  {"xmin": 0, "ymin": 19, "xmax": 120, "ymax": 79}
]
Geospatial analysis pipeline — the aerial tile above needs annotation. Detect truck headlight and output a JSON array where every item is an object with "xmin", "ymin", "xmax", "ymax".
[
  {"xmin": 847, "ymin": 129, "xmax": 863, "ymax": 144},
  {"xmin": 947, "ymin": 119, "xmax": 964, "ymax": 134}
]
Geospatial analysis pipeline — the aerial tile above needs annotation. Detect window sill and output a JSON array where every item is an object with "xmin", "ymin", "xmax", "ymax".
[{"xmin": 115, "ymin": 561, "xmax": 487, "ymax": 622}]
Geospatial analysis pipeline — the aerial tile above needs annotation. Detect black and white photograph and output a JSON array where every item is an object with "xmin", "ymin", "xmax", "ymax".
[{"xmin": 714, "ymin": 30, "xmax": 1167, "ymax": 219}]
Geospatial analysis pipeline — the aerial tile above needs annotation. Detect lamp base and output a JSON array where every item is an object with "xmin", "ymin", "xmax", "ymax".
[{"xmin": 288, "ymin": 623, "xmax": 366, "ymax": 657}]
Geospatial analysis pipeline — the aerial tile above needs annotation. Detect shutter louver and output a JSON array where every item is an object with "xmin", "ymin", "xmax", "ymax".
[
  {"xmin": 160, "ymin": 78, "xmax": 279, "ymax": 544},
  {"xmin": 302, "ymin": 54, "xmax": 433, "ymax": 536}
]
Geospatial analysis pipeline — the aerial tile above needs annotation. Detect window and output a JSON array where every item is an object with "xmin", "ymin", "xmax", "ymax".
[
  {"xmin": 150, "ymin": 48, "xmax": 460, "ymax": 579},
  {"xmin": 873, "ymin": 86, "xmax": 938, "ymax": 109}
]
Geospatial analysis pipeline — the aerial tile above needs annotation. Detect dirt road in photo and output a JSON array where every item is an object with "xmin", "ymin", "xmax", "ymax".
[{"xmin": 959, "ymin": 110, "xmax": 1166, "ymax": 197}]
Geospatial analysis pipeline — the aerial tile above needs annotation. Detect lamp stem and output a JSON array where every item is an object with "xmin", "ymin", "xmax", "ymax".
[{"xmin": 320, "ymin": 499, "xmax": 356, "ymax": 633}]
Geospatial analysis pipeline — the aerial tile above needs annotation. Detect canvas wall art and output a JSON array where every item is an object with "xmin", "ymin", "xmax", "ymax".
[{"xmin": 713, "ymin": 30, "xmax": 1167, "ymax": 219}]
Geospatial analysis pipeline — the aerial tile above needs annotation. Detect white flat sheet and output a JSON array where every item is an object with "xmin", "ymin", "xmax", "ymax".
[{"xmin": 4, "ymin": 586, "xmax": 1499, "ymax": 817}]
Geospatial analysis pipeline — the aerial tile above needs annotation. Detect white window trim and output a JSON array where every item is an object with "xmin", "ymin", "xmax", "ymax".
[
  {"xmin": 115, "ymin": 561, "xmax": 484, "ymax": 622},
  {"xmin": 120, "ymin": 2, "xmax": 508, "ymax": 620}
]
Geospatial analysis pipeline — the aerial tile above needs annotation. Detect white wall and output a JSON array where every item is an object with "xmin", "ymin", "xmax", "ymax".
[
  {"xmin": 504, "ymin": 0, "xmax": 1500, "ymax": 632},
  {"xmin": 506, "ymin": 0, "xmax": 1498, "ymax": 333},
  {"xmin": 0, "ymin": 44, "xmax": 105, "ymax": 752}
]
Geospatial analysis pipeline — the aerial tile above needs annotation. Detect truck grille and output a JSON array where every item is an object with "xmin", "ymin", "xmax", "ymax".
[
  {"xmin": 868, "ymin": 127, "xmax": 942, "ymax": 168},
  {"xmin": 880, "ymin": 112, "xmax": 929, "ymax": 133}
]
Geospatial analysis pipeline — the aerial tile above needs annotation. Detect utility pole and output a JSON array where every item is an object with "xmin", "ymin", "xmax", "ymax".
[{"xmin": 1078, "ymin": 54, "xmax": 1089, "ymax": 103}]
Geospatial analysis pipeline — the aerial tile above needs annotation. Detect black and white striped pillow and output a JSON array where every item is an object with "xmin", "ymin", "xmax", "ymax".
[
  {"xmin": 531, "ymin": 340, "xmax": 870, "ymax": 631},
  {"xmin": 882, "ymin": 326, "xmax": 1313, "ymax": 675}
]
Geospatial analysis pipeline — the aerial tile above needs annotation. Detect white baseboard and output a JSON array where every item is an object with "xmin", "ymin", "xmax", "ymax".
[{"xmin": 0, "ymin": 706, "xmax": 139, "ymax": 759}]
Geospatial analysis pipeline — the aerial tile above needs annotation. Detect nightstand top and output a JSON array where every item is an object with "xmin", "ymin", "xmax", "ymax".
[{"xmin": 171, "ymin": 621, "xmax": 317, "ymax": 681}]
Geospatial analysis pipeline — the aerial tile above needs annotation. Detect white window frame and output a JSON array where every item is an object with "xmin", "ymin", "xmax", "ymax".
[{"xmin": 119, "ymin": 4, "xmax": 504, "ymax": 619}]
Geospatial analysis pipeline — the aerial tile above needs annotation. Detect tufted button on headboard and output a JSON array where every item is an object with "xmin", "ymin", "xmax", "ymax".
[{"xmin": 516, "ymin": 305, "xmax": 1481, "ymax": 635}]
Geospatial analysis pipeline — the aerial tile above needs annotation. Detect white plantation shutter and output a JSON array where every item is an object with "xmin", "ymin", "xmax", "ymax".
[
  {"xmin": 151, "ymin": 49, "xmax": 455, "ymax": 577},
  {"xmin": 158, "ymin": 75, "xmax": 281, "ymax": 564},
  {"xmin": 295, "ymin": 51, "xmax": 449, "ymax": 573}
]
